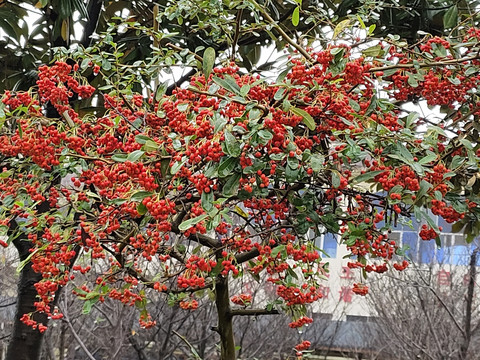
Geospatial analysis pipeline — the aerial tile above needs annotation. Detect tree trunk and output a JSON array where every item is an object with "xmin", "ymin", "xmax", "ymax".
[
  {"xmin": 460, "ymin": 248, "xmax": 478, "ymax": 360},
  {"xmin": 6, "ymin": 239, "xmax": 48, "ymax": 360},
  {"xmin": 215, "ymin": 275, "xmax": 235, "ymax": 360}
]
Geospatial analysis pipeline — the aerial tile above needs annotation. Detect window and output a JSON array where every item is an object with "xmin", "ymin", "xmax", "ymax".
[
  {"xmin": 311, "ymin": 231, "xmax": 338, "ymax": 258},
  {"xmin": 396, "ymin": 216, "xmax": 480, "ymax": 266}
]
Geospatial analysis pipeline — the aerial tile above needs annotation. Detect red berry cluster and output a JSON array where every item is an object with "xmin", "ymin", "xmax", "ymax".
[
  {"xmin": 352, "ymin": 283, "xmax": 369, "ymax": 296},
  {"xmin": 289, "ymin": 316, "xmax": 313, "ymax": 328},
  {"xmin": 231, "ymin": 294, "xmax": 252, "ymax": 306}
]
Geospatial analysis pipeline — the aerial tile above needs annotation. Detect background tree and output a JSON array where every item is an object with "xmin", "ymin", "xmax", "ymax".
[
  {"xmin": 0, "ymin": 0, "xmax": 477, "ymax": 91},
  {"xmin": 369, "ymin": 248, "xmax": 480, "ymax": 360}
]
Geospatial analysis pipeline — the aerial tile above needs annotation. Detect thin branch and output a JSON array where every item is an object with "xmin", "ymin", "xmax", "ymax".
[
  {"xmin": 187, "ymin": 86, "xmax": 268, "ymax": 113},
  {"xmin": 172, "ymin": 330, "xmax": 203, "ymax": 360},
  {"xmin": 231, "ymin": 9, "xmax": 243, "ymax": 61},
  {"xmin": 229, "ymin": 308, "xmax": 279, "ymax": 316},
  {"xmin": 166, "ymin": 43, "xmax": 203, "ymax": 63},
  {"xmin": 0, "ymin": 301, "xmax": 16, "ymax": 308},
  {"xmin": 166, "ymin": 68, "xmax": 197, "ymax": 95},
  {"xmin": 249, "ymin": 0, "xmax": 313, "ymax": 62},
  {"xmin": 416, "ymin": 270, "xmax": 467, "ymax": 338},
  {"xmin": 60, "ymin": 302, "xmax": 97, "ymax": 360},
  {"xmin": 369, "ymin": 54, "xmax": 480, "ymax": 72},
  {"xmin": 64, "ymin": 153, "xmax": 114, "ymax": 164}
]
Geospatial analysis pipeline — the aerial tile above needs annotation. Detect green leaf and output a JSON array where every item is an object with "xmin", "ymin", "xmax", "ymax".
[
  {"xmin": 224, "ymin": 131, "xmax": 241, "ymax": 157},
  {"xmin": 331, "ymin": 170, "xmax": 341, "ymax": 188},
  {"xmin": 274, "ymin": 88, "xmax": 286, "ymax": 101},
  {"xmin": 258, "ymin": 129, "xmax": 273, "ymax": 141},
  {"xmin": 203, "ymin": 47, "xmax": 215, "ymax": 80},
  {"xmin": 450, "ymin": 155, "xmax": 464, "ymax": 170},
  {"xmin": 407, "ymin": 72, "xmax": 418, "ymax": 87},
  {"xmin": 102, "ymin": 58, "xmax": 112, "ymax": 71},
  {"xmin": 218, "ymin": 157, "xmax": 238, "ymax": 177},
  {"xmin": 213, "ymin": 75, "xmax": 241, "ymax": 95},
  {"xmin": 270, "ymin": 245, "xmax": 285, "ymax": 258},
  {"xmin": 362, "ymin": 44, "xmax": 383, "ymax": 57},
  {"xmin": 177, "ymin": 103, "xmax": 189, "ymax": 112},
  {"xmin": 17, "ymin": 121, "xmax": 23, "ymax": 138},
  {"xmin": 135, "ymin": 134, "xmax": 153, "ymax": 144},
  {"xmin": 240, "ymin": 85, "xmax": 250, "ymax": 97},
  {"xmin": 79, "ymin": 57, "xmax": 90, "ymax": 70},
  {"xmin": 201, "ymin": 190, "xmax": 214, "ymax": 212},
  {"xmin": 179, "ymin": 214, "xmax": 209, "ymax": 231},
  {"xmin": 351, "ymin": 170, "xmax": 384, "ymax": 184},
  {"xmin": 17, "ymin": 248, "xmax": 39, "ymax": 273},
  {"xmin": 137, "ymin": 203, "xmax": 148, "ymax": 215},
  {"xmin": 465, "ymin": 66, "xmax": 478, "ymax": 76},
  {"xmin": 111, "ymin": 198, "xmax": 127, "ymax": 206},
  {"xmin": 127, "ymin": 150, "xmax": 144, "ymax": 162},
  {"xmin": 82, "ymin": 297, "xmax": 99, "ymax": 315},
  {"xmin": 448, "ymin": 76, "xmax": 461, "ymax": 85},
  {"xmin": 287, "ymin": 156, "xmax": 299, "ymax": 170},
  {"xmin": 310, "ymin": 154, "xmax": 324, "ymax": 172},
  {"xmin": 222, "ymin": 173, "xmax": 241, "ymax": 196},
  {"xmin": 143, "ymin": 140, "xmax": 159, "ymax": 152},
  {"xmin": 286, "ymin": 166, "xmax": 300, "ymax": 183},
  {"xmin": 295, "ymin": 213, "xmax": 310, "ymax": 234},
  {"xmin": 418, "ymin": 152, "xmax": 437, "ymax": 165},
  {"xmin": 171, "ymin": 158, "xmax": 187, "ymax": 174},
  {"xmin": 130, "ymin": 191, "xmax": 153, "ymax": 202},
  {"xmin": 443, "ymin": 5, "xmax": 458, "ymax": 29},
  {"xmin": 405, "ymin": 112, "xmax": 418, "ymax": 128},
  {"xmin": 292, "ymin": 6, "xmax": 300, "ymax": 26},
  {"xmin": 460, "ymin": 138, "xmax": 473, "ymax": 150},
  {"xmin": 388, "ymin": 143, "xmax": 414, "ymax": 164},
  {"xmin": 112, "ymin": 153, "xmax": 128, "ymax": 162},
  {"xmin": 416, "ymin": 180, "xmax": 432, "ymax": 201},
  {"xmin": 333, "ymin": 19, "xmax": 351, "ymax": 39},
  {"xmin": 357, "ymin": 14, "xmax": 365, "ymax": 29},
  {"xmin": 213, "ymin": 113, "xmax": 227, "ymax": 133},
  {"xmin": 155, "ymin": 81, "xmax": 169, "ymax": 101},
  {"xmin": 451, "ymin": 221, "xmax": 465, "ymax": 233},
  {"xmin": 291, "ymin": 107, "xmax": 315, "ymax": 130}
]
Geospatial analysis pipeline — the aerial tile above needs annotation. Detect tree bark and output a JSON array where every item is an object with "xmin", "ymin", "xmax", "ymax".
[
  {"xmin": 460, "ymin": 248, "xmax": 478, "ymax": 360},
  {"xmin": 6, "ymin": 238, "xmax": 48, "ymax": 360},
  {"xmin": 215, "ymin": 275, "xmax": 235, "ymax": 360}
]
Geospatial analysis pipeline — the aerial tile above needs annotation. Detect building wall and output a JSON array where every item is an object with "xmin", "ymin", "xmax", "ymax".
[{"xmin": 312, "ymin": 215, "xmax": 480, "ymax": 320}]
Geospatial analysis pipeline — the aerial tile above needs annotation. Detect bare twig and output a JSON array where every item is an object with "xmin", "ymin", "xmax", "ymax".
[
  {"xmin": 229, "ymin": 308, "xmax": 279, "ymax": 316},
  {"xmin": 172, "ymin": 330, "xmax": 203, "ymax": 360},
  {"xmin": 187, "ymin": 86, "xmax": 268, "ymax": 113},
  {"xmin": 249, "ymin": 0, "xmax": 313, "ymax": 62},
  {"xmin": 60, "ymin": 299, "xmax": 97, "ymax": 360},
  {"xmin": 166, "ymin": 43, "xmax": 203, "ymax": 63},
  {"xmin": 369, "ymin": 54, "xmax": 480, "ymax": 73}
]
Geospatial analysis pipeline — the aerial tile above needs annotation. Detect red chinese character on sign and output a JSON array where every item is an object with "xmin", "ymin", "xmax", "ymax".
[
  {"xmin": 340, "ymin": 266, "xmax": 353, "ymax": 279},
  {"xmin": 437, "ymin": 270, "xmax": 451, "ymax": 286},
  {"xmin": 319, "ymin": 285, "xmax": 330, "ymax": 299},
  {"xmin": 339, "ymin": 286, "xmax": 353, "ymax": 303}
]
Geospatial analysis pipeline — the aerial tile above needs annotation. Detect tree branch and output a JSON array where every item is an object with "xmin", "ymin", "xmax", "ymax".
[
  {"xmin": 369, "ymin": 54, "xmax": 480, "ymax": 72},
  {"xmin": 60, "ymin": 300, "xmax": 97, "ymax": 360},
  {"xmin": 186, "ymin": 87, "xmax": 268, "ymax": 113},
  {"xmin": 166, "ymin": 43, "xmax": 203, "ymax": 62},
  {"xmin": 229, "ymin": 308, "xmax": 279, "ymax": 316},
  {"xmin": 249, "ymin": 0, "xmax": 313, "ymax": 62}
]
